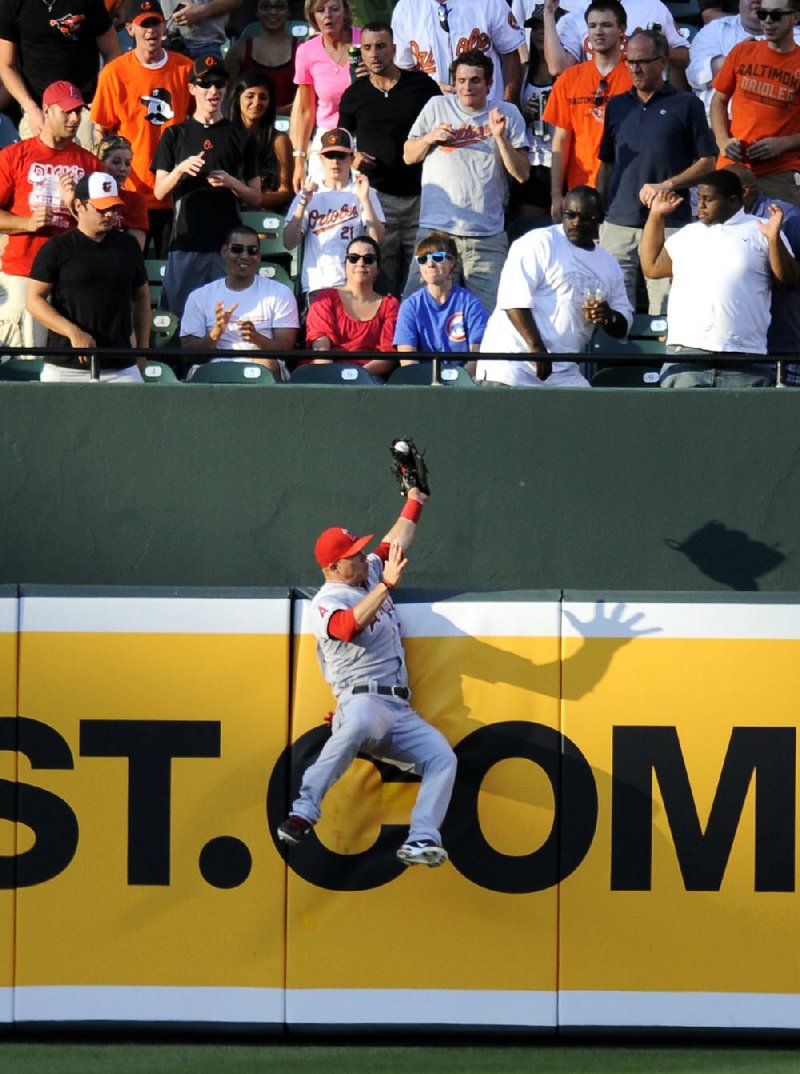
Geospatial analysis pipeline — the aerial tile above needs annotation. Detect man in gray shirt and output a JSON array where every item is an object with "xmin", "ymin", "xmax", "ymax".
[{"xmin": 403, "ymin": 48, "xmax": 530, "ymax": 310}]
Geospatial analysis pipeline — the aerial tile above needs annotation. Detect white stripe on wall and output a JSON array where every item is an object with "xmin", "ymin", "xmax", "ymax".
[
  {"xmin": 562, "ymin": 601, "xmax": 800, "ymax": 640},
  {"xmin": 294, "ymin": 599, "xmax": 562, "ymax": 639},
  {"xmin": 0, "ymin": 598, "xmax": 17, "ymax": 634},
  {"xmin": 285, "ymin": 988, "xmax": 557, "ymax": 1026},
  {"xmin": 13, "ymin": 986, "xmax": 284, "ymax": 1023},
  {"xmin": 559, "ymin": 991, "xmax": 800, "ymax": 1029},
  {"xmin": 19, "ymin": 597, "xmax": 289, "ymax": 635}
]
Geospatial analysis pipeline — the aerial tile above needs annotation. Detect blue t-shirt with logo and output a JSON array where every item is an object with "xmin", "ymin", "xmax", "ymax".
[{"xmin": 393, "ymin": 284, "xmax": 489, "ymax": 354}]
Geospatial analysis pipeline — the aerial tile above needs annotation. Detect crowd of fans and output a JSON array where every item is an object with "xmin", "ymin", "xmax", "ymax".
[{"xmin": 0, "ymin": 0, "xmax": 798, "ymax": 385}]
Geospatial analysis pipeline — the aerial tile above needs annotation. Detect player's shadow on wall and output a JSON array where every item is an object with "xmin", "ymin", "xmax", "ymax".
[{"xmin": 665, "ymin": 520, "xmax": 785, "ymax": 591}]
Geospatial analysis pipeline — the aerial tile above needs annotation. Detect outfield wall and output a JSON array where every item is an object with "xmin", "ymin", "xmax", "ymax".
[
  {"xmin": 1, "ymin": 586, "xmax": 798, "ymax": 1033},
  {"xmin": 1, "ymin": 385, "xmax": 799, "ymax": 593}
]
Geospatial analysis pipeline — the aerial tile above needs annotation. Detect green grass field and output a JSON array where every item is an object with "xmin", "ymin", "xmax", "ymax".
[{"xmin": 1, "ymin": 1043, "xmax": 799, "ymax": 1074}]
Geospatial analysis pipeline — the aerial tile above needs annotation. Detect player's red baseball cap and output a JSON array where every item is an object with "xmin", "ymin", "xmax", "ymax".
[{"xmin": 314, "ymin": 527, "xmax": 373, "ymax": 568}]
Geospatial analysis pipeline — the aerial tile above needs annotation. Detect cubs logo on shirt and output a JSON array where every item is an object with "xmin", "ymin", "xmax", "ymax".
[{"xmin": 446, "ymin": 311, "xmax": 467, "ymax": 343}]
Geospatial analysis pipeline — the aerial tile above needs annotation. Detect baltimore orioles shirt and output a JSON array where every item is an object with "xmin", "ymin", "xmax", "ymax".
[
  {"xmin": 0, "ymin": 0, "xmax": 112, "ymax": 103},
  {"xmin": 408, "ymin": 94, "xmax": 528, "ymax": 236}
]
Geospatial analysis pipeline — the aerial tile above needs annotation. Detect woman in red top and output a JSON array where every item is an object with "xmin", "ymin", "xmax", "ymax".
[
  {"xmin": 305, "ymin": 235, "xmax": 398, "ymax": 379},
  {"xmin": 225, "ymin": 0, "xmax": 298, "ymax": 116},
  {"xmin": 96, "ymin": 134, "xmax": 148, "ymax": 250}
]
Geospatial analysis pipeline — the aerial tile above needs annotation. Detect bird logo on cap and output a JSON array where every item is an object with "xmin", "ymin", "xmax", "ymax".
[{"xmin": 102, "ymin": 178, "xmax": 113, "ymax": 193}]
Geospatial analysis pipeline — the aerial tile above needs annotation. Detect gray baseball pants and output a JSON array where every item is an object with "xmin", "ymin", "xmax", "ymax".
[{"xmin": 291, "ymin": 692, "xmax": 457, "ymax": 844}]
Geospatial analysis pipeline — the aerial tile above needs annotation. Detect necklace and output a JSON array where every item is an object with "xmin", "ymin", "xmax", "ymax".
[
  {"xmin": 39, "ymin": 0, "xmax": 57, "ymax": 11},
  {"xmin": 324, "ymin": 38, "xmax": 348, "ymax": 70}
]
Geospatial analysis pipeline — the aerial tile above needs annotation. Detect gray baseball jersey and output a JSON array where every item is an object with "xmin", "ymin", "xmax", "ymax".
[{"xmin": 311, "ymin": 552, "xmax": 408, "ymax": 698}]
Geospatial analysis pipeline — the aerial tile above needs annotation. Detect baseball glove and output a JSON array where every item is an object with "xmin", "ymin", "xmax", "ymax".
[{"xmin": 390, "ymin": 438, "xmax": 430, "ymax": 497}]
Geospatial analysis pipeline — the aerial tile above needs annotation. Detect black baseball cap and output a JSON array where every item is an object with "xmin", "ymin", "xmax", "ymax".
[{"xmin": 190, "ymin": 54, "xmax": 227, "ymax": 82}]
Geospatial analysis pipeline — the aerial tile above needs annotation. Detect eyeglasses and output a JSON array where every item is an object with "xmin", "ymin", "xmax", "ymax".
[
  {"xmin": 593, "ymin": 77, "xmax": 608, "ymax": 108},
  {"xmin": 322, "ymin": 150, "xmax": 350, "ymax": 160},
  {"xmin": 436, "ymin": 3, "xmax": 449, "ymax": 33},
  {"xmin": 227, "ymin": 243, "xmax": 260, "ymax": 255},
  {"xmin": 625, "ymin": 56, "xmax": 662, "ymax": 67},
  {"xmin": 755, "ymin": 8, "xmax": 793, "ymax": 18},
  {"xmin": 415, "ymin": 251, "xmax": 450, "ymax": 265},
  {"xmin": 563, "ymin": 209, "xmax": 600, "ymax": 222},
  {"xmin": 346, "ymin": 252, "xmax": 378, "ymax": 265},
  {"xmin": 196, "ymin": 78, "xmax": 226, "ymax": 89}
]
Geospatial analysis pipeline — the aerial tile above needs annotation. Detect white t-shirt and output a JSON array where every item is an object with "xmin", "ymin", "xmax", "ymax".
[
  {"xmin": 664, "ymin": 209, "xmax": 788, "ymax": 354},
  {"xmin": 392, "ymin": 0, "xmax": 525, "ymax": 109},
  {"xmin": 180, "ymin": 275, "xmax": 299, "ymax": 376},
  {"xmin": 558, "ymin": 0, "xmax": 686, "ymax": 61},
  {"xmin": 477, "ymin": 224, "xmax": 631, "ymax": 380},
  {"xmin": 409, "ymin": 94, "xmax": 529, "ymax": 235},
  {"xmin": 285, "ymin": 178, "xmax": 385, "ymax": 294}
]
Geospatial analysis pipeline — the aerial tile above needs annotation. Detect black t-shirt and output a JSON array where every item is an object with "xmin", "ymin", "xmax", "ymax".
[
  {"xmin": 0, "ymin": 0, "xmax": 112, "ymax": 104},
  {"xmin": 30, "ymin": 227, "xmax": 147, "ymax": 366},
  {"xmin": 151, "ymin": 117, "xmax": 259, "ymax": 252},
  {"xmin": 338, "ymin": 70, "xmax": 441, "ymax": 197}
]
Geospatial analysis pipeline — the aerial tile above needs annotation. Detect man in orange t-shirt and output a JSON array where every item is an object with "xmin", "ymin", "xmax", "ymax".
[
  {"xmin": 544, "ymin": 0, "xmax": 631, "ymax": 220},
  {"xmin": 711, "ymin": 0, "xmax": 800, "ymax": 204},
  {"xmin": 91, "ymin": 0, "xmax": 193, "ymax": 254}
]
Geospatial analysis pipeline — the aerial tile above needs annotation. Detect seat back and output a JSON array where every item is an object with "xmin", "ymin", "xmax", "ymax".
[
  {"xmin": 590, "ymin": 366, "xmax": 661, "ymax": 388},
  {"xmin": 289, "ymin": 362, "xmax": 378, "ymax": 385},
  {"xmin": 151, "ymin": 311, "xmax": 180, "ymax": 350},
  {"xmin": 142, "ymin": 360, "xmax": 179, "ymax": 384},
  {"xmin": 0, "ymin": 357, "xmax": 43, "ymax": 381},
  {"xmin": 389, "ymin": 362, "xmax": 476, "ymax": 387},
  {"xmin": 187, "ymin": 361, "xmax": 277, "ymax": 384}
]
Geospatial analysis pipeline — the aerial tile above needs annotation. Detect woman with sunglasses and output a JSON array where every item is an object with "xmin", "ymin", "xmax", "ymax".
[
  {"xmin": 225, "ymin": 0, "xmax": 298, "ymax": 115},
  {"xmin": 227, "ymin": 72, "xmax": 293, "ymax": 211},
  {"xmin": 304, "ymin": 235, "xmax": 398, "ymax": 378},
  {"xmin": 394, "ymin": 232, "xmax": 488, "ymax": 376},
  {"xmin": 289, "ymin": 0, "xmax": 362, "ymax": 191}
]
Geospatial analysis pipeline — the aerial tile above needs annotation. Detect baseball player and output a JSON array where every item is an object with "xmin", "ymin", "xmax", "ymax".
[{"xmin": 277, "ymin": 473, "xmax": 457, "ymax": 867}]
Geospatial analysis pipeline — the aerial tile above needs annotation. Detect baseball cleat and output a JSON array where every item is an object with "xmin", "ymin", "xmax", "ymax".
[
  {"xmin": 397, "ymin": 839, "xmax": 448, "ymax": 868},
  {"xmin": 277, "ymin": 815, "xmax": 313, "ymax": 845}
]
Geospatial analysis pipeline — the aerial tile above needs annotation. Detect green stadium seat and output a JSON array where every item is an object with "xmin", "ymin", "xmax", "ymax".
[
  {"xmin": 187, "ymin": 361, "xmax": 279, "ymax": 384},
  {"xmin": 258, "ymin": 262, "xmax": 293, "ymax": 289},
  {"xmin": 591, "ymin": 365, "xmax": 661, "ymax": 388},
  {"xmin": 142, "ymin": 359, "xmax": 179, "ymax": 384},
  {"xmin": 389, "ymin": 362, "xmax": 476, "ymax": 387},
  {"xmin": 151, "ymin": 311, "xmax": 180, "ymax": 349},
  {"xmin": 289, "ymin": 362, "xmax": 380, "ymax": 385},
  {"xmin": 0, "ymin": 357, "xmax": 43, "ymax": 381}
]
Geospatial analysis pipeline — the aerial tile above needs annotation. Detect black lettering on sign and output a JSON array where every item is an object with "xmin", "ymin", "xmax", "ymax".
[
  {"xmin": 0, "ymin": 716, "xmax": 78, "ymax": 888},
  {"xmin": 611, "ymin": 726, "xmax": 796, "ymax": 892},
  {"xmin": 80, "ymin": 720, "xmax": 220, "ymax": 886}
]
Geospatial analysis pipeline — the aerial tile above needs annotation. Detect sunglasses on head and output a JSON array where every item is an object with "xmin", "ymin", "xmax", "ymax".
[
  {"xmin": 755, "ymin": 7, "xmax": 792, "ymax": 18},
  {"xmin": 436, "ymin": 3, "xmax": 449, "ymax": 32},
  {"xmin": 228, "ymin": 243, "xmax": 260, "ymax": 255},
  {"xmin": 415, "ymin": 250, "xmax": 450, "ymax": 265},
  {"xmin": 197, "ymin": 78, "xmax": 226, "ymax": 89},
  {"xmin": 346, "ymin": 252, "xmax": 377, "ymax": 265}
]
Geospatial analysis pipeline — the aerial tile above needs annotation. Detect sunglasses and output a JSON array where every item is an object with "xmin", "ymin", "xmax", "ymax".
[
  {"xmin": 196, "ymin": 78, "xmax": 226, "ymax": 89},
  {"xmin": 563, "ymin": 209, "xmax": 600, "ymax": 222},
  {"xmin": 228, "ymin": 243, "xmax": 260, "ymax": 255},
  {"xmin": 323, "ymin": 150, "xmax": 350, "ymax": 160},
  {"xmin": 346, "ymin": 252, "xmax": 378, "ymax": 265},
  {"xmin": 593, "ymin": 77, "xmax": 608, "ymax": 108},
  {"xmin": 625, "ymin": 56, "xmax": 661, "ymax": 67},
  {"xmin": 415, "ymin": 251, "xmax": 450, "ymax": 265},
  {"xmin": 436, "ymin": 2, "xmax": 449, "ymax": 32},
  {"xmin": 755, "ymin": 7, "xmax": 793, "ymax": 17}
]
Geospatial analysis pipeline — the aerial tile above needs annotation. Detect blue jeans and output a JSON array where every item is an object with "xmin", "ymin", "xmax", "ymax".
[
  {"xmin": 162, "ymin": 250, "xmax": 226, "ymax": 319},
  {"xmin": 660, "ymin": 347, "xmax": 774, "ymax": 388}
]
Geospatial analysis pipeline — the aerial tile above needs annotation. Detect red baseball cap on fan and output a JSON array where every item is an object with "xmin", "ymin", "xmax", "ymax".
[
  {"xmin": 314, "ymin": 527, "xmax": 373, "ymax": 568},
  {"xmin": 42, "ymin": 81, "xmax": 85, "ymax": 111}
]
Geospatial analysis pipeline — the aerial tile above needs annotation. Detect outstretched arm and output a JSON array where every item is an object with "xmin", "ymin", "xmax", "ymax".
[{"xmin": 379, "ymin": 486, "xmax": 429, "ymax": 552}]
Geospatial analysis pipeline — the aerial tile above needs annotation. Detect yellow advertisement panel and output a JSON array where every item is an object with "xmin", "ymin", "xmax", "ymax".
[
  {"xmin": 559, "ymin": 598, "xmax": 800, "ymax": 1030},
  {"xmin": 282, "ymin": 595, "xmax": 562, "ymax": 1028},
  {"xmin": 0, "ymin": 589, "xmax": 17, "ymax": 1024},
  {"xmin": 15, "ymin": 589, "xmax": 289, "ymax": 1025}
]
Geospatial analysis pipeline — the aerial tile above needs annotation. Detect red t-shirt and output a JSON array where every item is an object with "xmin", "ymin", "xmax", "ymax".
[
  {"xmin": 305, "ymin": 288, "xmax": 399, "ymax": 355},
  {"xmin": 543, "ymin": 58, "xmax": 631, "ymax": 189},
  {"xmin": 0, "ymin": 139, "xmax": 99, "ymax": 277},
  {"xmin": 115, "ymin": 188, "xmax": 149, "ymax": 235},
  {"xmin": 713, "ymin": 40, "xmax": 800, "ymax": 175}
]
